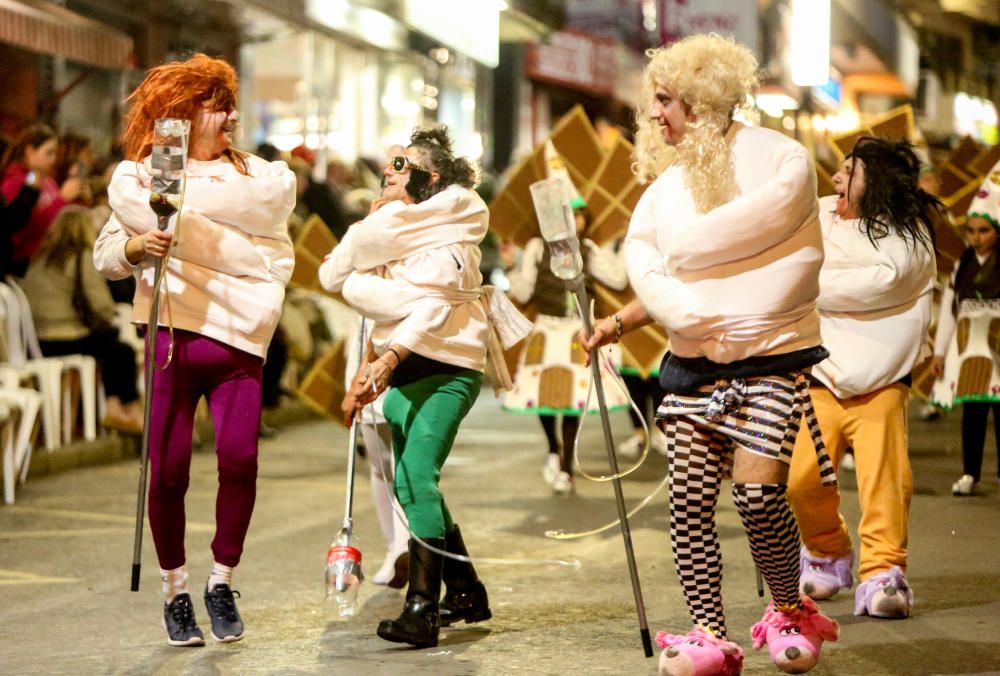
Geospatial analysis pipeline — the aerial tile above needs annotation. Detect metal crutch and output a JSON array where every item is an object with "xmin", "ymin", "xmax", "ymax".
[
  {"xmin": 131, "ymin": 118, "xmax": 188, "ymax": 591},
  {"xmin": 130, "ymin": 213, "xmax": 171, "ymax": 592},
  {"xmin": 574, "ymin": 278, "xmax": 654, "ymax": 658}
]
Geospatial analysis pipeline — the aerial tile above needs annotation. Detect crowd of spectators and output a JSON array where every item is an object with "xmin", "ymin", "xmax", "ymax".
[{"xmin": 0, "ymin": 125, "xmax": 140, "ymax": 435}]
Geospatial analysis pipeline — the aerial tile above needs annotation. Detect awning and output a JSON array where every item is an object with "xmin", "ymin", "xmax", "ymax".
[{"xmin": 0, "ymin": 0, "xmax": 133, "ymax": 70}]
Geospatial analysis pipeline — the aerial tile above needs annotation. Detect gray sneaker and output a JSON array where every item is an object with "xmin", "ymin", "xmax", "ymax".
[
  {"xmin": 163, "ymin": 593, "xmax": 205, "ymax": 646},
  {"xmin": 204, "ymin": 583, "xmax": 244, "ymax": 642}
]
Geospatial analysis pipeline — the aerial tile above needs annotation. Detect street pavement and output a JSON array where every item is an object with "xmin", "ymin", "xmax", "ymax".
[{"xmin": 1, "ymin": 394, "xmax": 999, "ymax": 675}]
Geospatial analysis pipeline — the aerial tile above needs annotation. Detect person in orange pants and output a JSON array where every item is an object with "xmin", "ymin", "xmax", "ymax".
[{"xmin": 788, "ymin": 137, "xmax": 940, "ymax": 619}]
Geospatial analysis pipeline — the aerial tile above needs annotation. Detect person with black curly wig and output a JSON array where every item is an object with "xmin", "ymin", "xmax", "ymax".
[
  {"xmin": 787, "ymin": 136, "xmax": 939, "ymax": 621},
  {"xmin": 320, "ymin": 126, "xmax": 530, "ymax": 648}
]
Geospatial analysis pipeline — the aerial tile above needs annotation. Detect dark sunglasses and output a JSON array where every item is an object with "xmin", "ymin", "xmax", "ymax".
[{"xmin": 390, "ymin": 155, "xmax": 430, "ymax": 174}]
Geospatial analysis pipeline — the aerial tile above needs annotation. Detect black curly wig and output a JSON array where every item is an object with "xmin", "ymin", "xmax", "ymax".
[
  {"xmin": 845, "ymin": 136, "xmax": 940, "ymax": 252},
  {"xmin": 406, "ymin": 126, "xmax": 478, "ymax": 203}
]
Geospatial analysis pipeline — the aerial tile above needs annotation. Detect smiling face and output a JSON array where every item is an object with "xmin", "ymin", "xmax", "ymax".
[
  {"xmin": 381, "ymin": 146, "xmax": 436, "ymax": 203},
  {"xmin": 190, "ymin": 102, "xmax": 239, "ymax": 160},
  {"xmin": 650, "ymin": 84, "xmax": 693, "ymax": 146},
  {"xmin": 832, "ymin": 156, "xmax": 866, "ymax": 219}
]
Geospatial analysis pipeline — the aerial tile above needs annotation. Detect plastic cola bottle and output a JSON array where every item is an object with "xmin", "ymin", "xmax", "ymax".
[{"xmin": 326, "ymin": 529, "xmax": 363, "ymax": 618}]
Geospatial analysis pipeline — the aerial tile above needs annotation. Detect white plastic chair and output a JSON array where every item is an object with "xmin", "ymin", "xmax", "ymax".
[
  {"xmin": 0, "ymin": 282, "xmax": 62, "ymax": 450},
  {"xmin": 0, "ymin": 382, "xmax": 42, "ymax": 504},
  {"xmin": 0, "ymin": 280, "xmax": 98, "ymax": 448},
  {"xmin": 0, "ymin": 402, "xmax": 16, "ymax": 504}
]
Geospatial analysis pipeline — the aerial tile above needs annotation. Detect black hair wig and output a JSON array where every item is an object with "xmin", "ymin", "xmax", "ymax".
[{"xmin": 845, "ymin": 136, "xmax": 941, "ymax": 252}]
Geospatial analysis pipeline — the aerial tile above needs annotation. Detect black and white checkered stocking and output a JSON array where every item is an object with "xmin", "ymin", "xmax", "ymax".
[
  {"xmin": 731, "ymin": 482, "xmax": 801, "ymax": 609},
  {"xmin": 664, "ymin": 417, "xmax": 729, "ymax": 637}
]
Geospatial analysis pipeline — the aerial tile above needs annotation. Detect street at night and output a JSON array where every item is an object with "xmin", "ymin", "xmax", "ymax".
[{"xmin": 2, "ymin": 396, "xmax": 998, "ymax": 675}]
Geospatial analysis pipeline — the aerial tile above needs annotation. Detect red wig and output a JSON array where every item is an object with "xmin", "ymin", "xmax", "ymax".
[{"xmin": 122, "ymin": 53, "xmax": 248, "ymax": 174}]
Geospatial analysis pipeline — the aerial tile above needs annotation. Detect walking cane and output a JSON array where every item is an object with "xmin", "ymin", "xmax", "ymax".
[
  {"xmin": 131, "ymin": 119, "xmax": 189, "ymax": 591},
  {"xmin": 529, "ymin": 178, "xmax": 653, "ymax": 657}
]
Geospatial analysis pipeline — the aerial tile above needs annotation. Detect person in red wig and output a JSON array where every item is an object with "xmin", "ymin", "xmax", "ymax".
[{"xmin": 94, "ymin": 53, "xmax": 296, "ymax": 647}]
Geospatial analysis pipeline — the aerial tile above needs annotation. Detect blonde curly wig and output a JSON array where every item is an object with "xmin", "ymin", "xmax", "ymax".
[{"xmin": 634, "ymin": 34, "xmax": 759, "ymax": 213}]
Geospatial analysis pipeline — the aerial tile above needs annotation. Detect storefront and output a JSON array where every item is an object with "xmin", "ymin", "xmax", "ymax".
[
  {"xmin": 398, "ymin": 0, "xmax": 499, "ymax": 165},
  {"xmin": 239, "ymin": 0, "xmax": 498, "ymax": 171},
  {"xmin": 239, "ymin": 2, "xmax": 409, "ymax": 168},
  {"xmin": 522, "ymin": 31, "xmax": 625, "ymax": 145},
  {"xmin": 757, "ymin": 0, "xmax": 921, "ymax": 162}
]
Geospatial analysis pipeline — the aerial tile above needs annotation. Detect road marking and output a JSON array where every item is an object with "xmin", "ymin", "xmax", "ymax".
[
  {"xmin": 0, "ymin": 526, "xmax": 214, "ymax": 539},
  {"xmin": 1, "ymin": 506, "xmax": 213, "ymax": 531},
  {"xmin": 0, "ymin": 569, "xmax": 79, "ymax": 585},
  {"xmin": 5, "ymin": 506, "xmax": 138, "ymax": 524}
]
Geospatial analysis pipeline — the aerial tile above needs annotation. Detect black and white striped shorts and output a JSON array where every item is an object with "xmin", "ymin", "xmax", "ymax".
[{"xmin": 655, "ymin": 374, "xmax": 836, "ymax": 485}]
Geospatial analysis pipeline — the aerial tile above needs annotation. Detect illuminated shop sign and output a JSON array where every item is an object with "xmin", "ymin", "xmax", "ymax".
[{"xmin": 812, "ymin": 77, "xmax": 842, "ymax": 108}]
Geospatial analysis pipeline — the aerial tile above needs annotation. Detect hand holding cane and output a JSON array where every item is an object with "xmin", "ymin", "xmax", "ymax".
[
  {"xmin": 529, "ymin": 178, "xmax": 654, "ymax": 658},
  {"xmin": 131, "ymin": 119, "xmax": 189, "ymax": 591}
]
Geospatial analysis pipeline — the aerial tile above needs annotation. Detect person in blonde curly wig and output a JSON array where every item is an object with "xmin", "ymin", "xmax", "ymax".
[
  {"xmin": 582, "ymin": 33, "xmax": 839, "ymax": 675},
  {"xmin": 634, "ymin": 33, "xmax": 758, "ymax": 213},
  {"xmin": 94, "ymin": 53, "xmax": 296, "ymax": 647}
]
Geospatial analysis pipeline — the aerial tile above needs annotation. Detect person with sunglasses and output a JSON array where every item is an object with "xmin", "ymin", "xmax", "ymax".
[{"xmin": 319, "ymin": 126, "xmax": 529, "ymax": 649}]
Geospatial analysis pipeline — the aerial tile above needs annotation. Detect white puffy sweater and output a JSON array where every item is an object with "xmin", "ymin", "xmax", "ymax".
[
  {"xmin": 811, "ymin": 195, "xmax": 935, "ymax": 398},
  {"xmin": 94, "ymin": 154, "xmax": 296, "ymax": 358},
  {"xmin": 625, "ymin": 123, "xmax": 824, "ymax": 363},
  {"xmin": 318, "ymin": 186, "xmax": 491, "ymax": 371}
]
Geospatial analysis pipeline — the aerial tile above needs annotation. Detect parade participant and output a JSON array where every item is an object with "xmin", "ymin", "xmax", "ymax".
[
  {"xmin": 94, "ymin": 53, "xmax": 296, "ymax": 646},
  {"xmin": 931, "ymin": 169, "xmax": 1000, "ymax": 495},
  {"xmin": 581, "ymin": 34, "xmax": 838, "ymax": 674},
  {"xmin": 500, "ymin": 199, "xmax": 628, "ymax": 494},
  {"xmin": 325, "ymin": 126, "xmax": 529, "ymax": 648},
  {"xmin": 787, "ymin": 137, "xmax": 938, "ymax": 621}
]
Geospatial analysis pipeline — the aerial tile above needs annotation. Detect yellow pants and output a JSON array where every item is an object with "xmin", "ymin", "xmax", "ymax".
[{"xmin": 787, "ymin": 383, "xmax": 912, "ymax": 581}]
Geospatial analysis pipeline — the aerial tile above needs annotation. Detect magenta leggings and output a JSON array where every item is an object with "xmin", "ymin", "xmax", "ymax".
[{"xmin": 146, "ymin": 329, "xmax": 263, "ymax": 570}]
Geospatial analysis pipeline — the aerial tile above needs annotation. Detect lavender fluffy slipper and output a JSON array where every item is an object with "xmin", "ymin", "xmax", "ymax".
[
  {"xmin": 799, "ymin": 546, "xmax": 853, "ymax": 600},
  {"xmin": 854, "ymin": 566, "xmax": 914, "ymax": 619}
]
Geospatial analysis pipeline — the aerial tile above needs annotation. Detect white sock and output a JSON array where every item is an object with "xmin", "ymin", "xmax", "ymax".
[
  {"xmin": 161, "ymin": 566, "xmax": 188, "ymax": 603},
  {"xmin": 207, "ymin": 562, "xmax": 233, "ymax": 591}
]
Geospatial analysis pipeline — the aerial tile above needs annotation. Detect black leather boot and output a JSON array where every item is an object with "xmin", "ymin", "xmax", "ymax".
[
  {"xmin": 439, "ymin": 525, "xmax": 492, "ymax": 626},
  {"xmin": 377, "ymin": 538, "xmax": 444, "ymax": 647}
]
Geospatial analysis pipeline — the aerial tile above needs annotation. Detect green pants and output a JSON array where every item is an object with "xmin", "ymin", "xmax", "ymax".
[{"xmin": 382, "ymin": 370, "xmax": 483, "ymax": 538}]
